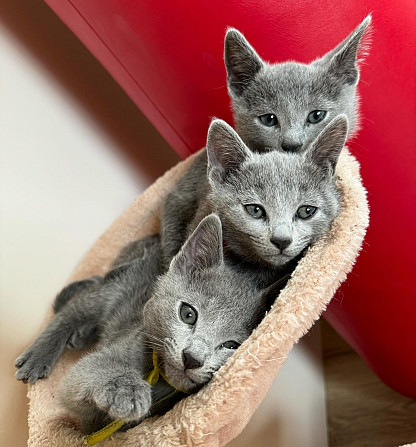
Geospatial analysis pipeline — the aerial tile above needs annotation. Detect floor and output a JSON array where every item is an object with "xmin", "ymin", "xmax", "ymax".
[{"xmin": 321, "ymin": 320, "xmax": 416, "ymax": 447}]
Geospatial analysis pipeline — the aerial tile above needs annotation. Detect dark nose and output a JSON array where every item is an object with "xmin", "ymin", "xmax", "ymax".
[
  {"xmin": 270, "ymin": 237, "xmax": 292, "ymax": 251},
  {"xmin": 281, "ymin": 142, "xmax": 302, "ymax": 152},
  {"xmin": 182, "ymin": 350, "xmax": 203, "ymax": 370}
]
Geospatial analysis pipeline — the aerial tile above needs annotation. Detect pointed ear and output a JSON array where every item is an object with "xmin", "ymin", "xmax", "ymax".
[
  {"xmin": 224, "ymin": 28, "xmax": 264, "ymax": 97},
  {"xmin": 306, "ymin": 115, "xmax": 348, "ymax": 174},
  {"xmin": 206, "ymin": 119, "xmax": 253, "ymax": 182},
  {"xmin": 170, "ymin": 214, "xmax": 223, "ymax": 275},
  {"xmin": 317, "ymin": 15, "xmax": 372, "ymax": 85}
]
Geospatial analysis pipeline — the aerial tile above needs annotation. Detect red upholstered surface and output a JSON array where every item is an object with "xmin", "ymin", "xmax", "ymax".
[{"xmin": 44, "ymin": 0, "xmax": 416, "ymax": 398}]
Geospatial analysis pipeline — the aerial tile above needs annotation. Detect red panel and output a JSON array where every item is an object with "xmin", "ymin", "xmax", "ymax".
[{"xmin": 44, "ymin": 0, "xmax": 416, "ymax": 398}]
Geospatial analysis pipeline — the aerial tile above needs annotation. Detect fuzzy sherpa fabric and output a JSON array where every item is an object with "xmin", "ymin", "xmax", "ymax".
[{"xmin": 26, "ymin": 148, "xmax": 374, "ymax": 447}]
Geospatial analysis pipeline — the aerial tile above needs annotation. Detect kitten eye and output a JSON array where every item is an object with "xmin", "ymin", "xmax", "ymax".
[
  {"xmin": 221, "ymin": 341, "xmax": 240, "ymax": 350},
  {"xmin": 307, "ymin": 110, "xmax": 326, "ymax": 124},
  {"xmin": 259, "ymin": 114, "xmax": 278, "ymax": 127},
  {"xmin": 245, "ymin": 204, "xmax": 266, "ymax": 219},
  {"xmin": 179, "ymin": 303, "xmax": 198, "ymax": 326},
  {"xmin": 296, "ymin": 205, "xmax": 317, "ymax": 220}
]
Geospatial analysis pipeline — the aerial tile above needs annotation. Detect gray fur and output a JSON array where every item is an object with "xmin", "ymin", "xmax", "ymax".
[
  {"xmin": 162, "ymin": 116, "xmax": 347, "ymax": 287},
  {"xmin": 224, "ymin": 16, "xmax": 371, "ymax": 152},
  {"xmin": 16, "ymin": 216, "xmax": 276, "ymax": 433}
]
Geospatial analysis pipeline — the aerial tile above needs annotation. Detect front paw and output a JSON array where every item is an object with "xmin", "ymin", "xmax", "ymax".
[
  {"xmin": 92, "ymin": 375, "xmax": 152, "ymax": 421},
  {"xmin": 15, "ymin": 347, "xmax": 53, "ymax": 383}
]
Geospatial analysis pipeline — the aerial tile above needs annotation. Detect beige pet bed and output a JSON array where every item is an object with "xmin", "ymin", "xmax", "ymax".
[{"xmin": 27, "ymin": 148, "xmax": 370, "ymax": 447}]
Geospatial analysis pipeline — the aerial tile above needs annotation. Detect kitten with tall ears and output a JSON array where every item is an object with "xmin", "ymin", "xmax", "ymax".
[
  {"xmin": 162, "ymin": 116, "xmax": 348, "ymax": 287},
  {"xmin": 16, "ymin": 215, "xmax": 279, "ymax": 433},
  {"xmin": 224, "ymin": 15, "xmax": 371, "ymax": 153}
]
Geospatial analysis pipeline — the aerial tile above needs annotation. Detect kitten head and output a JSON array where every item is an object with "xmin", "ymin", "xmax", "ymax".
[
  {"xmin": 206, "ymin": 117, "xmax": 347, "ymax": 268},
  {"xmin": 224, "ymin": 16, "xmax": 370, "ymax": 152},
  {"xmin": 143, "ymin": 214, "xmax": 272, "ymax": 392}
]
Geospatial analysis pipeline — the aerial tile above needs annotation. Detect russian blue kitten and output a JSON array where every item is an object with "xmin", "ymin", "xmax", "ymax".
[
  {"xmin": 224, "ymin": 16, "xmax": 371, "ymax": 152},
  {"xmin": 16, "ymin": 215, "xmax": 278, "ymax": 433},
  {"xmin": 162, "ymin": 116, "xmax": 348, "ymax": 286}
]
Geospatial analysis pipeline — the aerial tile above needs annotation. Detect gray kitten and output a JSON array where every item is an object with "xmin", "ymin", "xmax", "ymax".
[
  {"xmin": 16, "ymin": 215, "xmax": 278, "ymax": 433},
  {"xmin": 224, "ymin": 16, "xmax": 371, "ymax": 152},
  {"xmin": 162, "ymin": 116, "xmax": 348, "ymax": 287}
]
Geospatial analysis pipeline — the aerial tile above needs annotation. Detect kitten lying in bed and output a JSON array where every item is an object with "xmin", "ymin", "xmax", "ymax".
[
  {"xmin": 16, "ymin": 215, "xmax": 280, "ymax": 433},
  {"xmin": 162, "ymin": 115, "xmax": 348, "ymax": 287}
]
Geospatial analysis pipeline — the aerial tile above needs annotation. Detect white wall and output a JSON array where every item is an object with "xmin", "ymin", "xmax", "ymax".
[{"xmin": 0, "ymin": 3, "xmax": 327, "ymax": 446}]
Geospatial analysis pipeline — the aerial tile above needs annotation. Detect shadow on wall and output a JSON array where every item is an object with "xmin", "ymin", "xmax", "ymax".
[{"xmin": 0, "ymin": 0, "xmax": 180, "ymax": 177}]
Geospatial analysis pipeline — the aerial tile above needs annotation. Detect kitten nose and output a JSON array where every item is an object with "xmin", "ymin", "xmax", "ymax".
[
  {"xmin": 182, "ymin": 350, "xmax": 203, "ymax": 370},
  {"xmin": 270, "ymin": 236, "xmax": 292, "ymax": 251},
  {"xmin": 281, "ymin": 142, "xmax": 302, "ymax": 152}
]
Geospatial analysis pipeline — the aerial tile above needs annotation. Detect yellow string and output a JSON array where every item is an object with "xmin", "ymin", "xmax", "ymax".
[
  {"xmin": 84, "ymin": 351, "xmax": 188, "ymax": 445},
  {"xmin": 84, "ymin": 420, "xmax": 125, "ymax": 446},
  {"xmin": 146, "ymin": 351, "xmax": 160, "ymax": 386}
]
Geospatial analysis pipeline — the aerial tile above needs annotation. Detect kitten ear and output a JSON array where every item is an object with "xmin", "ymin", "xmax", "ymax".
[
  {"xmin": 170, "ymin": 214, "xmax": 224, "ymax": 275},
  {"xmin": 317, "ymin": 15, "xmax": 372, "ymax": 85},
  {"xmin": 207, "ymin": 119, "xmax": 253, "ymax": 182},
  {"xmin": 307, "ymin": 114, "xmax": 348, "ymax": 174},
  {"xmin": 224, "ymin": 28, "xmax": 264, "ymax": 97}
]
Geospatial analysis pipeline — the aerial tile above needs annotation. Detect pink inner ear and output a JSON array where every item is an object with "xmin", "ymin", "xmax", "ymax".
[
  {"xmin": 308, "ymin": 115, "xmax": 348, "ymax": 173},
  {"xmin": 175, "ymin": 215, "xmax": 223, "ymax": 274},
  {"xmin": 207, "ymin": 122, "xmax": 251, "ymax": 180}
]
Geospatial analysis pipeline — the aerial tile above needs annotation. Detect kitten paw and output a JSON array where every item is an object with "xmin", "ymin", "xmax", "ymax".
[
  {"xmin": 15, "ymin": 349, "xmax": 53, "ymax": 383},
  {"xmin": 92, "ymin": 376, "xmax": 152, "ymax": 421}
]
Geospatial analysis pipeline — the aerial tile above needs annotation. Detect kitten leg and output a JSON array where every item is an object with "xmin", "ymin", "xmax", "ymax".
[
  {"xmin": 53, "ymin": 275, "xmax": 103, "ymax": 313},
  {"xmin": 15, "ymin": 287, "xmax": 105, "ymax": 383},
  {"xmin": 160, "ymin": 152, "xmax": 207, "ymax": 268},
  {"xmin": 15, "ymin": 317, "xmax": 74, "ymax": 383},
  {"xmin": 160, "ymin": 201, "xmax": 194, "ymax": 268},
  {"xmin": 66, "ymin": 323, "xmax": 100, "ymax": 351},
  {"xmin": 53, "ymin": 235, "xmax": 159, "ymax": 316},
  {"xmin": 60, "ymin": 340, "xmax": 151, "ymax": 432}
]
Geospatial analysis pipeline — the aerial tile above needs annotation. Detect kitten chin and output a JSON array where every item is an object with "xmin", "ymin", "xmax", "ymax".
[
  {"xmin": 162, "ymin": 356, "xmax": 204, "ymax": 393},
  {"xmin": 260, "ymin": 252, "xmax": 297, "ymax": 267}
]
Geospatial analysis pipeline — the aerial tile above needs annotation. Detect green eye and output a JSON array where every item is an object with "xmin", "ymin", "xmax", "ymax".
[
  {"xmin": 245, "ymin": 204, "xmax": 266, "ymax": 219},
  {"xmin": 179, "ymin": 303, "xmax": 198, "ymax": 326},
  {"xmin": 296, "ymin": 205, "xmax": 317, "ymax": 220},
  {"xmin": 221, "ymin": 341, "xmax": 240, "ymax": 350},
  {"xmin": 307, "ymin": 110, "xmax": 326, "ymax": 124},
  {"xmin": 259, "ymin": 114, "xmax": 278, "ymax": 127}
]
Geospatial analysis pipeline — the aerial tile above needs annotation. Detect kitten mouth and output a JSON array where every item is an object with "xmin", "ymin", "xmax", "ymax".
[
  {"xmin": 262, "ymin": 252, "xmax": 293, "ymax": 266},
  {"xmin": 266, "ymin": 251, "xmax": 292, "ymax": 259},
  {"xmin": 162, "ymin": 361, "xmax": 199, "ymax": 392},
  {"xmin": 280, "ymin": 253, "xmax": 294, "ymax": 260}
]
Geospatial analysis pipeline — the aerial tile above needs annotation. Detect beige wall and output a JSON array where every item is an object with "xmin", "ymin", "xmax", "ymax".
[{"xmin": 0, "ymin": 2, "xmax": 327, "ymax": 446}]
